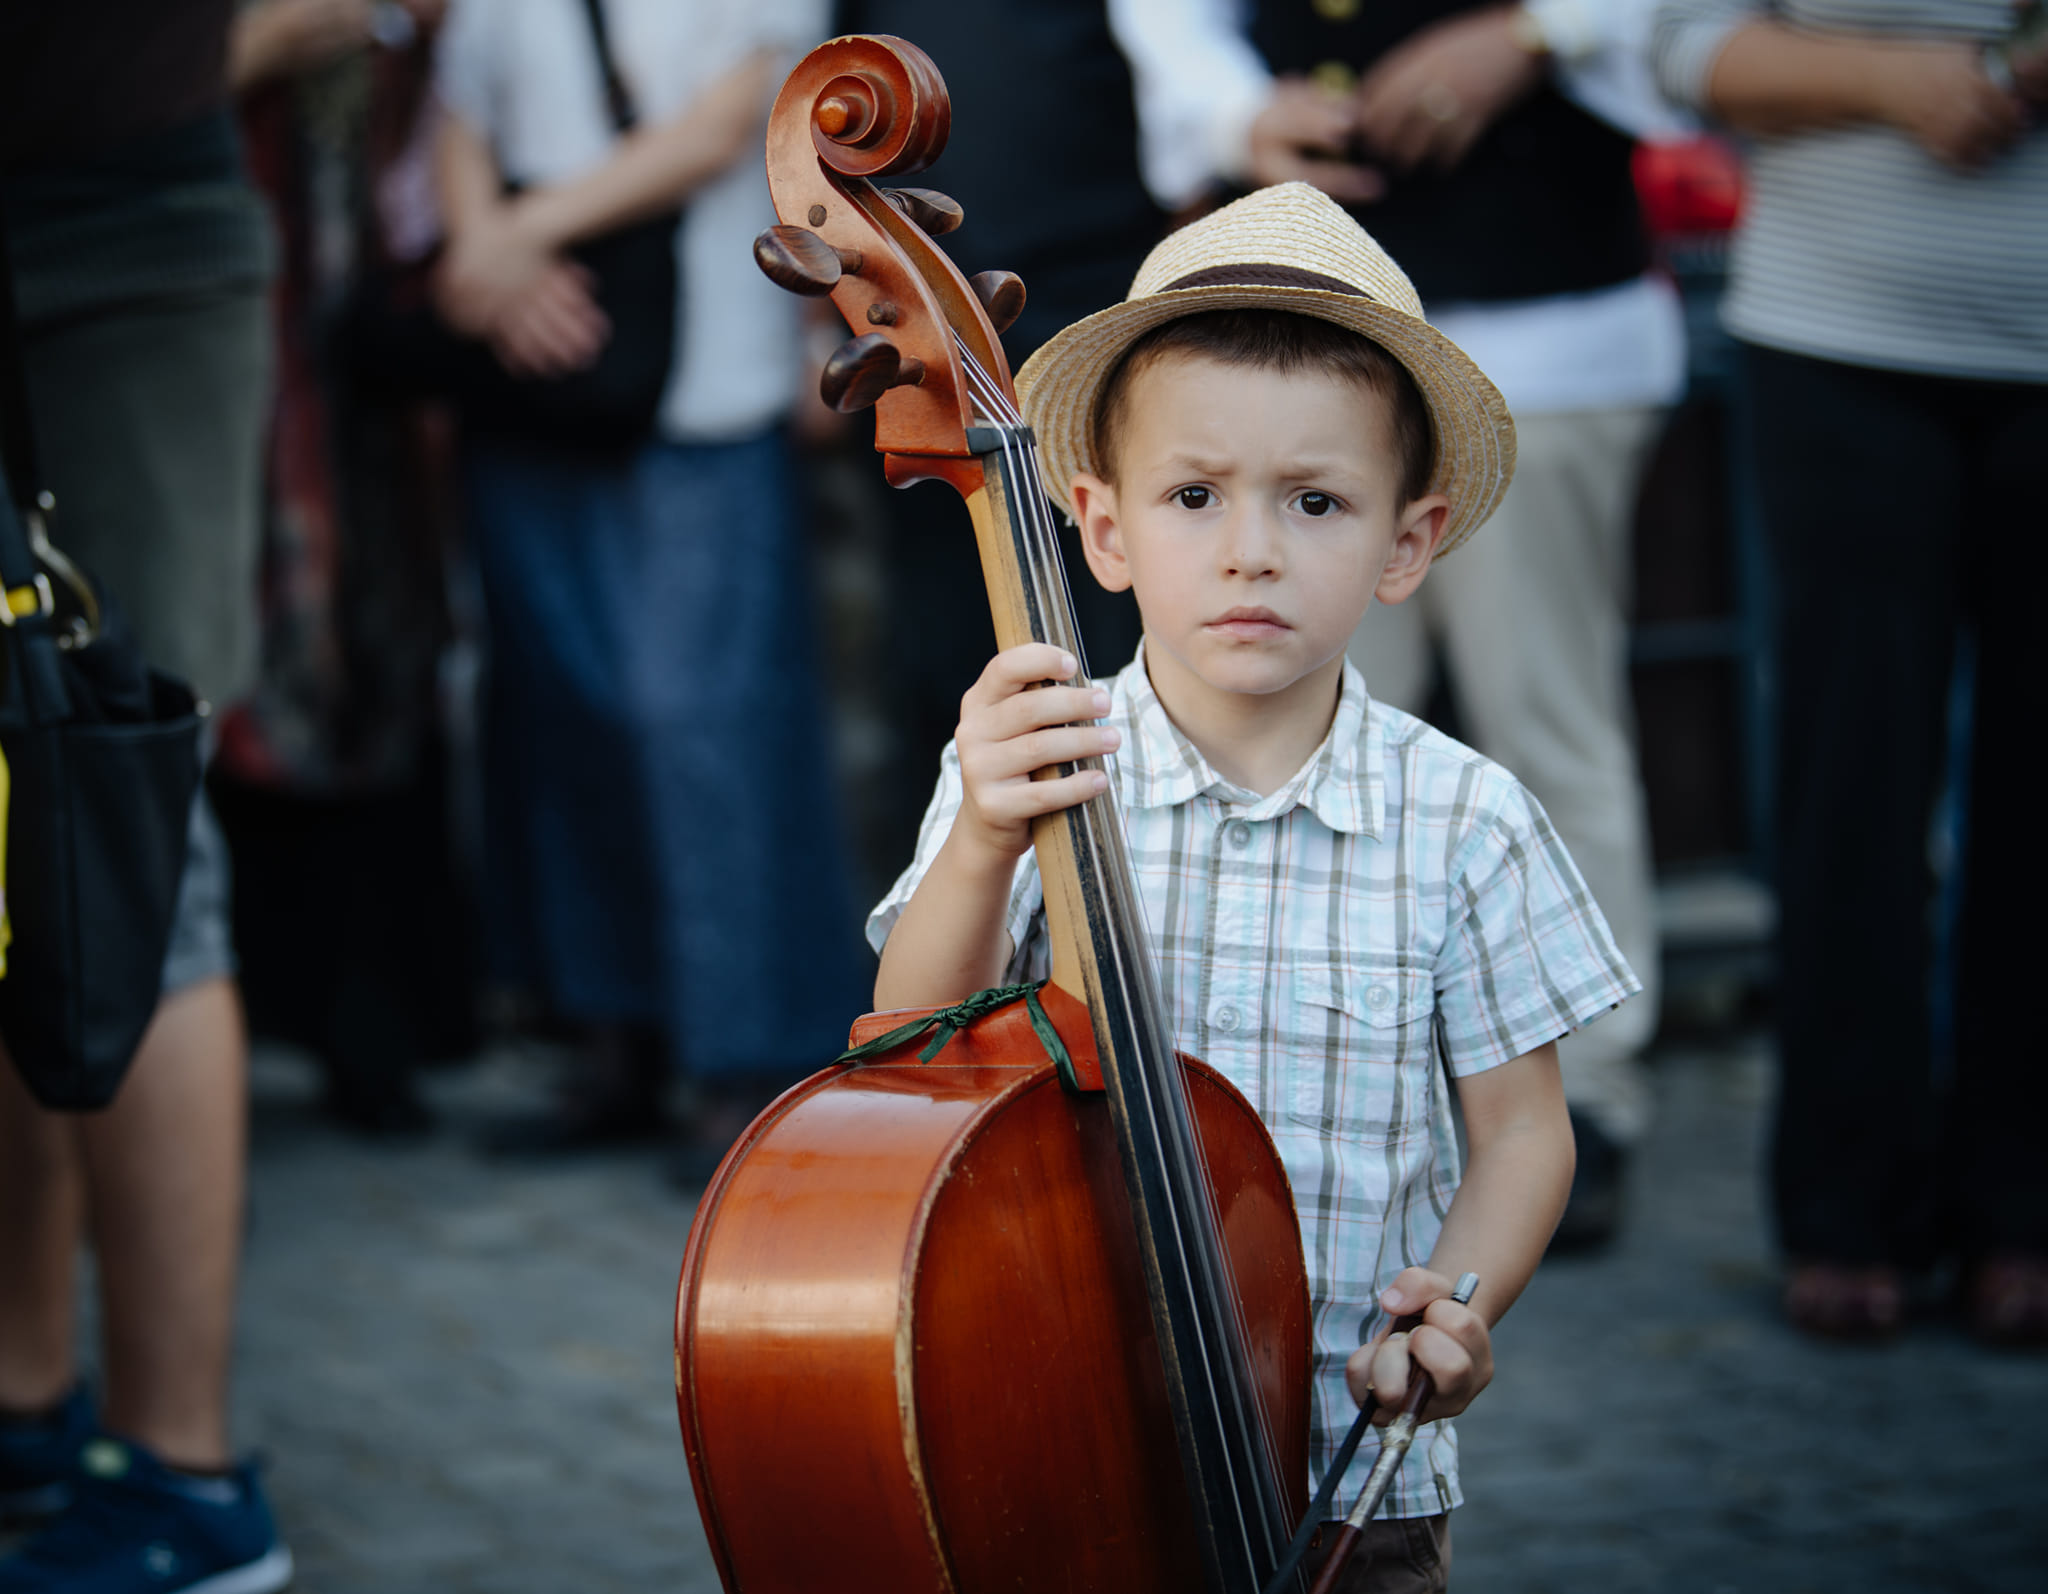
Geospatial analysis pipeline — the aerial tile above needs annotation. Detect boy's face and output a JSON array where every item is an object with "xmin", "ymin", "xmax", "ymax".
[{"xmin": 1071, "ymin": 351, "xmax": 1447, "ymax": 723}]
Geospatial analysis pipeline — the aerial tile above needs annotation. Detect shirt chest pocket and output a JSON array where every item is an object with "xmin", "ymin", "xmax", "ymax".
[{"xmin": 1285, "ymin": 959, "xmax": 1439, "ymax": 1132}]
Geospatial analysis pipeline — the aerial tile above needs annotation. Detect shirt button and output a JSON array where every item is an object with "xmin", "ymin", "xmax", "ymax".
[
  {"xmin": 1227, "ymin": 821, "xmax": 1252, "ymax": 849},
  {"xmin": 1365, "ymin": 984, "xmax": 1393, "ymax": 1013},
  {"xmin": 1212, "ymin": 1005, "xmax": 1241, "ymax": 1033}
]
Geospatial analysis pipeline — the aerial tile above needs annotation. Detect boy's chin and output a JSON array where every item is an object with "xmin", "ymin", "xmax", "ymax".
[{"xmin": 1169, "ymin": 647, "xmax": 1346, "ymax": 703}]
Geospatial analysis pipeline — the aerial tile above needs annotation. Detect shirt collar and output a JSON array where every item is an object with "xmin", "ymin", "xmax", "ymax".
[{"xmin": 1108, "ymin": 643, "xmax": 1385, "ymax": 838}]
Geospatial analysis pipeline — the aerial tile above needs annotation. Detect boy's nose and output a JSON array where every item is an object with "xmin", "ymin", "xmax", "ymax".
[{"xmin": 1220, "ymin": 508, "xmax": 1283, "ymax": 578}]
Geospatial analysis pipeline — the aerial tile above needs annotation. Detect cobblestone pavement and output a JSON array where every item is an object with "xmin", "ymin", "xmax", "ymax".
[{"xmin": 81, "ymin": 1033, "xmax": 2048, "ymax": 1592}]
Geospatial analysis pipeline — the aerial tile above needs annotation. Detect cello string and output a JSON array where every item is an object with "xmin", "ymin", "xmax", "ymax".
[
  {"xmin": 958, "ymin": 344, "xmax": 1281, "ymax": 1571},
  {"xmin": 960, "ymin": 344, "xmax": 1281, "ymax": 1565}
]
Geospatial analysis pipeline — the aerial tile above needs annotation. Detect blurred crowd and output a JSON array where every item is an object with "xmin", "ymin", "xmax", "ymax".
[{"xmin": 1, "ymin": 1, "xmax": 2042, "ymax": 1591}]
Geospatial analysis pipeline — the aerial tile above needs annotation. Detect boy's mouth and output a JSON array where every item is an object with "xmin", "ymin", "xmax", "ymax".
[{"xmin": 1206, "ymin": 607, "xmax": 1291, "ymax": 639}]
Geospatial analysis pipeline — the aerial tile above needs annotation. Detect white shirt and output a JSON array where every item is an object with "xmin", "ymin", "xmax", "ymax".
[
  {"xmin": 436, "ymin": 0, "xmax": 827, "ymax": 439},
  {"xmin": 1106, "ymin": 0, "xmax": 1690, "ymax": 414}
]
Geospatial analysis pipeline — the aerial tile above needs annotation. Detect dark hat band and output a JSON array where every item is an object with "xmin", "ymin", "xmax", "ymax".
[{"xmin": 1159, "ymin": 263, "xmax": 1370, "ymax": 298}]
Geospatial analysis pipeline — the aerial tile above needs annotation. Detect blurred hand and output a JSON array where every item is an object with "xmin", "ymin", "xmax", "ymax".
[
  {"xmin": 1876, "ymin": 43, "xmax": 2027, "ymax": 167},
  {"xmin": 433, "ymin": 205, "xmax": 552, "ymax": 338},
  {"xmin": 1354, "ymin": 8, "xmax": 1546, "ymax": 175},
  {"xmin": 1247, "ymin": 79, "xmax": 1386, "ymax": 204},
  {"xmin": 229, "ymin": 0, "xmax": 375, "ymax": 90},
  {"xmin": 486, "ymin": 262, "xmax": 611, "ymax": 378},
  {"xmin": 1344, "ymin": 1267, "xmax": 1495, "ymax": 1425}
]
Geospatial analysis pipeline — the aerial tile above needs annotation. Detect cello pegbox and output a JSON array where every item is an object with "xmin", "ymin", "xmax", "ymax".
[
  {"xmin": 763, "ymin": 35, "xmax": 1009, "ymax": 464},
  {"xmin": 968, "ymin": 271, "xmax": 1027, "ymax": 335},
  {"xmin": 754, "ymin": 226, "xmax": 861, "ymax": 296},
  {"xmin": 883, "ymin": 187, "xmax": 964, "ymax": 235},
  {"xmin": 820, "ymin": 333, "xmax": 927, "ymax": 413}
]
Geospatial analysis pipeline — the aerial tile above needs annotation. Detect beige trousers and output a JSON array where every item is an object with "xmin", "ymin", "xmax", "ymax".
[{"xmin": 1349, "ymin": 406, "xmax": 1664, "ymax": 1143}]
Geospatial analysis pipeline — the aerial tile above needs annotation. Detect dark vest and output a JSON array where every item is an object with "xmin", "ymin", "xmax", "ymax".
[
  {"xmin": 1252, "ymin": 0, "xmax": 1646, "ymax": 304},
  {"xmin": 836, "ymin": 0, "xmax": 1165, "ymax": 361}
]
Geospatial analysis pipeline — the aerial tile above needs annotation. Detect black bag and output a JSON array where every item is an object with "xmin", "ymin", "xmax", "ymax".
[
  {"xmin": 0, "ymin": 218, "xmax": 205, "ymax": 1111},
  {"xmin": 347, "ymin": 0, "xmax": 679, "ymax": 451}
]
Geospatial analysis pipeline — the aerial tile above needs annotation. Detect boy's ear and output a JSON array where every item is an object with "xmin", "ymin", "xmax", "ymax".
[
  {"xmin": 1375, "ymin": 493, "xmax": 1451, "ymax": 606},
  {"xmin": 1069, "ymin": 472, "xmax": 1132, "ymax": 593}
]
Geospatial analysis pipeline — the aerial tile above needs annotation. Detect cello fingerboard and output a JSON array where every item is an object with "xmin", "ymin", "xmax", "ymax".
[{"xmin": 964, "ymin": 420, "xmax": 1303, "ymax": 1593}]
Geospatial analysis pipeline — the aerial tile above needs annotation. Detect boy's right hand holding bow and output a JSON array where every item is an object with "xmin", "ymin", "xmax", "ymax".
[
  {"xmin": 875, "ymin": 645, "xmax": 1118, "ymax": 1009},
  {"xmin": 1346, "ymin": 1267, "xmax": 1495, "ymax": 1426}
]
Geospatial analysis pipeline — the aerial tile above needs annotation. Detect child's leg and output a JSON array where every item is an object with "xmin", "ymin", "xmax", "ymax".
[{"xmin": 1305, "ymin": 1514, "xmax": 1452, "ymax": 1593}]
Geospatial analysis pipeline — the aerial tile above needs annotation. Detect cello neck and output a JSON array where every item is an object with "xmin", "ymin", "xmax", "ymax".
[{"xmin": 956, "ymin": 398, "xmax": 1301, "ymax": 1594}]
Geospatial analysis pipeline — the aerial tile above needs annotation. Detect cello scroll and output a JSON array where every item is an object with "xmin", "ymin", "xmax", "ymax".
[{"xmin": 758, "ymin": 35, "xmax": 1015, "ymax": 477}]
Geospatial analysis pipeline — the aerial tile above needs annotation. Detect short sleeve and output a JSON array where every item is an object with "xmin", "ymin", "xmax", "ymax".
[
  {"xmin": 738, "ymin": 0, "xmax": 829, "ymax": 55},
  {"xmin": 1431, "ymin": 777, "xmax": 1641, "ymax": 1077},
  {"xmin": 865, "ymin": 739, "xmax": 1048, "ymax": 984},
  {"xmin": 434, "ymin": 0, "xmax": 499, "ymax": 133},
  {"xmin": 1651, "ymin": 0, "xmax": 1768, "ymax": 112}
]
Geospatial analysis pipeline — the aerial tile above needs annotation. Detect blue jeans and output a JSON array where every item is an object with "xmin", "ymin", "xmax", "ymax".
[{"xmin": 467, "ymin": 429, "xmax": 868, "ymax": 1077}]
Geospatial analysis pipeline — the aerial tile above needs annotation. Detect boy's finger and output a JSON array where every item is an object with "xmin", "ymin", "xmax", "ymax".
[
  {"xmin": 1364, "ymin": 1330, "xmax": 1414, "ymax": 1418},
  {"xmin": 977, "ymin": 768, "xmax": 1109, "ymax": 822},
  {"xmin": 961, "ymin": 723, "xmax": 1120, "ymax": 788},
  {"xmin": 965, "ymin": 684, "xmax": 1113, "ymax": 745},
  {"xmin": 1406, "ymin": 1322, "xmax": 1476, "ymax": 1391},
  {"xmin": 966, "ymin": 644, "xmax": 1079, "ymax": 704},
  {"xmin": 1380, "ymin": 1266, "xmax": 1453, "ymax": 1316}
]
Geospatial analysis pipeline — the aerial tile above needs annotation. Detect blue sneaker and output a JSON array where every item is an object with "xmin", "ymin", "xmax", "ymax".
[
  {"xmin": 0, "ymin": 1388, "xmax": 93, "ymax": 1523},
  {"xmin": 0, "ymin": 1435, "xmax": 292, "ymax": 1594}
]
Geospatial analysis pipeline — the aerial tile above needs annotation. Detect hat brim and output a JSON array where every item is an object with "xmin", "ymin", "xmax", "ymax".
[{"xmin": 1015, "ymin": 284, "xmax": 1516, "ymax": 557}]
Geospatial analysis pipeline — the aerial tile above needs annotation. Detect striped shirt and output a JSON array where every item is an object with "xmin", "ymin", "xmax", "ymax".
[
  {"xmin": 1652, "ymin": 0, "xmax": 2048, "ymax": 382},
  {"xmin": 868, "ymin": 649, "xmax": 1639, "ymax": 1519}
]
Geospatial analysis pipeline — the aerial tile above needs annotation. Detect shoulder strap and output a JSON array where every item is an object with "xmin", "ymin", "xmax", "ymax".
[
  {"xmin": 0, "ymin": 206, "xmax": 42, "ymax": 524},
  {"xmin": 577, "ymin": 0, "xmax": 642, "ymax": 133},
  {"xmin": 0, "ymin": 206, "xmax": 75, "ymax": 723}
]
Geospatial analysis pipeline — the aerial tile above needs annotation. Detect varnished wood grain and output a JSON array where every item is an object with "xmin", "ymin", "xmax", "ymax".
[{"xmin": 677, "ymin": 1055, "xmax": 1307, "ymax": 1593}]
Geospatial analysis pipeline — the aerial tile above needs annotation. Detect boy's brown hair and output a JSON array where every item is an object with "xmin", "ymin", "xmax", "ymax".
[{"xmin": 1088, "ymin": 309, "xmax": 1436, "ymax": 507}]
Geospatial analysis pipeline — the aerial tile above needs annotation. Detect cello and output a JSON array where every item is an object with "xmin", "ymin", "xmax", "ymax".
[{"xmin": 675, "ymin": 36, "xmax": 1310, "ymax": 1592}]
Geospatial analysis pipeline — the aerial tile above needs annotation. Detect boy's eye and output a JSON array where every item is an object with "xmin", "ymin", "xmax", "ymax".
[
  {"xmin": 1173, "ymin": 486, "xmax": 1214, "ymax": 511},
  {"xmin": 1296, "ymin": 492, "xmax": 1338, "ymax": 517}
]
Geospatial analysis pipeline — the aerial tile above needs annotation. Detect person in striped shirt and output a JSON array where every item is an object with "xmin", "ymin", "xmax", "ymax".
[{"xmin": 867, "ymin": 184, "xmax": 1639, "ymax": 1591}]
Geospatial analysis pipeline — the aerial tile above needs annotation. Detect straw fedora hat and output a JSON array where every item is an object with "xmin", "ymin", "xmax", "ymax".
[{"xmin": 1015, "ymin": 182, "xmax": 1516, "ymax": 556}]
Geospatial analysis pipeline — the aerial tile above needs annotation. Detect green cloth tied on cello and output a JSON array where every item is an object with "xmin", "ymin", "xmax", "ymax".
[{"xmin": 835, "ymin": 980, "xmax": 1081, "ymax": 1091}]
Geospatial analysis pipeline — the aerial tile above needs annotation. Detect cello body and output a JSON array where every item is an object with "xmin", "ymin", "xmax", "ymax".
[{"xmin": 677, "ymin": 992, "xmax": 1309, "ymax": 1592}]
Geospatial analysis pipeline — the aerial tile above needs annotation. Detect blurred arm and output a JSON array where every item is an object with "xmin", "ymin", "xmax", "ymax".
[
  {"xmin": 228, "ymin": 0, "xmax": 373, "ymax": 92},
  {"xmin": 1530, "ymin": 0, "xmax": 1696, "ymax": 138},
  {"xmin": 504, "ymin": 49, "xmax": 777, "ymax": 255},
  {"xmin": 1107, "ymin": 0, "xmax": 1275, "ymax": 208},
  {"xmin": 1652, "ymin": 0, "xmax": 2025, "ymax": 166}
]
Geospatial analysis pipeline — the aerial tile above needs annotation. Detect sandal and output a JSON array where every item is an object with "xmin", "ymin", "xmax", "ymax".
[
  {"xmin": 1966, "ymin": 1255, "xmax": 2048, "ymax": 1349},
  {"xmin": 1783, "ymin": 1261, "xmax": 1904, "ymax": 1342}
]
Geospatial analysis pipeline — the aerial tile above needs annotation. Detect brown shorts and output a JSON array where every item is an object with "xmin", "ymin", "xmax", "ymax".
[{"xmin": 1304, "ymin": 1513, "xmax": 1452, "ymax": 1594}]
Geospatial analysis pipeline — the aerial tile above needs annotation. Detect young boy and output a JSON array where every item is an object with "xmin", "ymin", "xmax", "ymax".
[{"xmin": 867, "ymin": 183, "xmax": 1637, "ymax": 1590}]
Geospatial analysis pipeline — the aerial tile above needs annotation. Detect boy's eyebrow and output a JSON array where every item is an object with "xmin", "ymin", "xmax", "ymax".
[
  {"xmin": 1155, "ymin": 449, "xmax": 1375, "ymax": 482},
  {"xmin": 1157, "ymin": 450, "xmax": 1235, "ymax": 476}
]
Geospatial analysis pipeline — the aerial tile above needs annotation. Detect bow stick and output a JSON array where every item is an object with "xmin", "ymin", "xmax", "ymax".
[{"xmin": 1261, "ymin": 1271, "xmax": 1482, "ymax": 1594}]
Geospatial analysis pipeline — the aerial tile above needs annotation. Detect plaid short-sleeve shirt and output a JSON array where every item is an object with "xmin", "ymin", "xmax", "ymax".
[{"xmin": 868, "ymin": 647, "xmax": 1639, "ymax": 1519}]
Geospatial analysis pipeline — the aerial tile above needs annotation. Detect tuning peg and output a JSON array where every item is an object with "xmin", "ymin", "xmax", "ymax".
[
  {"xmin": 820, "ymin": 333, "xmax": 926, "ymax": 413},
  {"xmin": 883, "ymin": 187, "xmax": 964, "ymax": 236},
  {"xmin": 969, "ymin": 271, "xmax": 1027, "ymax": 335},
  {"xmin": 754, "ymin": 226, "xmax": 863, "ymax": 297}
]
